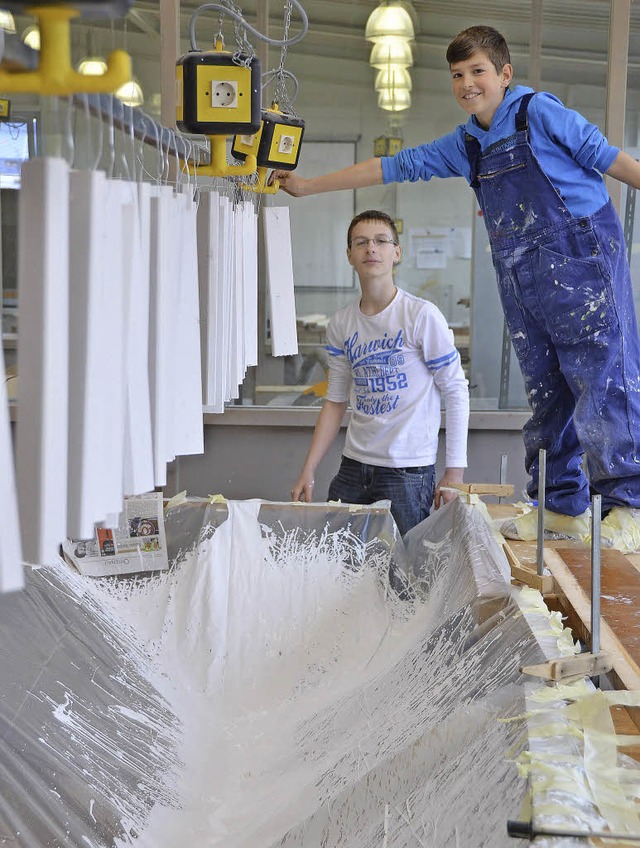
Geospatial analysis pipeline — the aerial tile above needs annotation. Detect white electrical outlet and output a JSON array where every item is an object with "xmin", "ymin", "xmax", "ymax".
[
  {"xmin": 278, "ymin": 135, "xmax": 295, "ymax": 154},
  {"xmin": 211, "ymin": 81, "xmax": 238, "ymax": 108},
  {"xmin": 239, "ymin": 133, "xmax": 255, "ymax": 145}
]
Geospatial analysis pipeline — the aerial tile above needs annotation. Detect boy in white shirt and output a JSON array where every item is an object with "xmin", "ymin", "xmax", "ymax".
[{"xmin": 291, "ymin": 210, "xmax": 470, "ymax": 536}]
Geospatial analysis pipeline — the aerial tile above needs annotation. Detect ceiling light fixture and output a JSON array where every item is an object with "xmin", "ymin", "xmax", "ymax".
[
  {"xmin": 116, "ymin": 78, "xmax": 144, "ymax": 107},
  {"xmin": 369, "ymin": 39, "xmax": 413, "ymax": 70},
  {"xmin": 375, "ymin": 65, "xmax": 412, "ymax": 92},
  {"xmin": 77, "ymin": 29, "xmax": 108, "ymax": 76},
  {"xmin": 377, "ymin": 88, "xmax": 411, "ymax": 112},
  {"xmin": 365, "ymin": 1, "xmax": 415, "ymax": 43},
  {"xmin": 0, "ymin": 11, "xmax": 16, "ymax": 33},
  {"xmin": 22, "ymin": 25, "xmax": 40, "ymax": 51}
]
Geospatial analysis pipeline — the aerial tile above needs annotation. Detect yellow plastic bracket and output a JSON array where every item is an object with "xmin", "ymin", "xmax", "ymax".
[
  {"xmin": 0, "ymin": 6, "xmax": 131, "ymax": 95},
  {"xmin": 188, "ymin": 134, "xmax": 257, "ymax": 177},
  {"xmin": 243, "ymin": 165, "xmax": 279, "ymax": 194}
]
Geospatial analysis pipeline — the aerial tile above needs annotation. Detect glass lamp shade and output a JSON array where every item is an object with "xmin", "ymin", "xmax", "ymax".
[
  {"xmin": 116, "ymin": 79, "xmax": 144, "ymax": 107},
  {"xmin": 378, "ymin": 88, "xmax": 411, "ymax": 112},
  {"xmin": 370, "ymin": 39, "xmax": 413, "ymax": 69},
  {"xmin": 22, "ymin": 25, "xmax": 40, "ymax": 50},
  {"xmin": 375, "ymin": 66, "xmax": 412, "ymax": 92},
  {"xmin": 77, "ymin": 56, "xmax": 109, "ymax": 75},
  {"xmin": 0, "ymin": 11, "xmax": 16, "ymax": 33},
  {"xmin": 365, "ymin": 3, "xmax": 414, "ymax": 43}
]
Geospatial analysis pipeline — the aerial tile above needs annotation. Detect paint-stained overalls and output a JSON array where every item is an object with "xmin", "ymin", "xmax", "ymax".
[{"xmin": 465, "ymin": 92, "xmax": 640, "ymax": 516}]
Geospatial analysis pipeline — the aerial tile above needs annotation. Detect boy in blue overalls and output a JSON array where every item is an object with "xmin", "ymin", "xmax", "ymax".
[{"xmin": 272, "ymin": 25, "xmax": 640, "ymax": 553}]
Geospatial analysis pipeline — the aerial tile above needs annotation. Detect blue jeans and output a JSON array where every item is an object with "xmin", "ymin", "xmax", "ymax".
[{"xmin": 327, "ymin": 456, "xmax": 436, "ymax": 536}]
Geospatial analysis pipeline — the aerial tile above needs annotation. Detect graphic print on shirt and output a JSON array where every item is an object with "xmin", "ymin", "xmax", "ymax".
[{"xmin": 343, "ymin": 328, "xmax": 406, "ymax": 415}]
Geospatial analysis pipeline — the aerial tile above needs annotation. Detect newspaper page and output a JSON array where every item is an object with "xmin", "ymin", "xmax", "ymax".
[{"xmin": 61, "ymin": 492, "xmax": 169, "ymax": 577}]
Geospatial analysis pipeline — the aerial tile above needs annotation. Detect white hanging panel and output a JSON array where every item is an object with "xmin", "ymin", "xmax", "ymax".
[
  {"xmin": 67, "ymin": 169, "xmax": 109, "ymax": 539},
  {"xmin": 242, "ymin": 201, "xmax": 258, "ymax": 368},
  {"xmin": 233, "ymin": 203, "xmax": 245, "ymax": 392},
  {"xmin": 0, "ymin": 341, "xmax": 23, "ymax": 592},
  {"xmin": 219, "ymin": 195, "xmax": 234, "ymax": 403},
  {"xmin": 164, "ymin": 187, "xmax": 183, "ymax": 465},
  {"xmin": 196, "ymin": 191, "xmax": 220, "ymax": 410},
  {"xmin": 172, "ymin": 190, "xmax": 204, "ymax": 456},
  {"xmin": 99, "ymin": 179, "xmax": 129, "ymax": 517},
  {"xmin": 122, "ymin": 180, "xmax": 154, "ymax": 497},
  {"xmin": 148, "ymin": 185, "xmax": 173, "ymax": 487},
  {"xmin": 262, "ymin": 206, "xmax": 299, "ymax": 357},
  {"xmin": 15, "ymin": 157, "xmax": 70, "ymax": 565}
]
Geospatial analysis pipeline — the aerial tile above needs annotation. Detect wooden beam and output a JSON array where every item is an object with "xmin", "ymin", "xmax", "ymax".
[
  {"xmin": 450, "ymin": 482, "xmax": 515, "ymax": 497},
  {"xmin": 605, "ymin": 0, "xmax": 631, "ymax": 214},
  {"xmin": 521, "ymin": 651, "xmax": 613, "ymax": 681},
  {"xmin": 159, "ymin": 0, "xmax": 179, "ymax": 130},
  {"xmin": 528, "ymin": 0, "xmax": 543, "ymax": 91}
]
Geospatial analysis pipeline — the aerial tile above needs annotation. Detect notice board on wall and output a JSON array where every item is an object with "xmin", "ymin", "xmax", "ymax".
[{"xmin": 273, "ymin": 140, "xmax": 356, "ymax": 291}]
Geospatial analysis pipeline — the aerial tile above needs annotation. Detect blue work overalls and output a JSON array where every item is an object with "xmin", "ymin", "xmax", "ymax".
[{"xmin": 465, "ymin": 93, "xmax": 640, "ymax": 515}]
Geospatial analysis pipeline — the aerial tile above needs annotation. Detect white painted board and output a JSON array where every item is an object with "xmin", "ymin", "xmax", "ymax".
[
  {"xmin": 0, "ymin": 339, "xmax": 23, "ymax": 592},
  {"xmin": 172, "ymin": 190, "xmax": 204, "ymax": 456},
  {"xmin": 122, "ymin": 180, "xmax": 154, "ymax": 496},
  {"xmin": 262, "ymin": 206, "xmax": 299, "ymax": 356},
  {"xmin": 15, "ymin": 157, "xmax": 70, "ymax": 565},
  {"xmin": 67, "ymin": 169, "xmax": 109, "ymax": 539},
  {"xmin": 242, "ymin": 201, "xmax": 258, "ymax": 368}
]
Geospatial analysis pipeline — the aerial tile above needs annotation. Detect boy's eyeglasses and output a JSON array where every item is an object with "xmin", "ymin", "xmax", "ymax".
[{"xmin": 350, "ymin": 237, "xmax": 398, "ymax": 248}]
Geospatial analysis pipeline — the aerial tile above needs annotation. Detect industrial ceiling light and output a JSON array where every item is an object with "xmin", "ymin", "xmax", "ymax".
[
  {"xmin": 365, "ymin": 2, "xmax": 414, "ymax": 43},
  {"xmin": 378, "ymin": 87, "xmax": 411, "ymax": 112},
  {"xmin": 115, "ymin": 78, "xmax": 144, "ymax": 107},
  {"xmin": 375, "ymin": 65, "xmax": 412, "ymax": 92},
  {"xmin": 22, "ymin": 25, "xmax": 40, "ymax": 51},
  {"xmin": 0, "ymin": 11, "xmax": 16, "ymax": 33},
  {"xmin": 77, "ymin": 30, "xmax": 108, "ymax": 76},
  {"xmin": 370, "ymin": 39, "xmax": 413, "ymax": 70},
  {"xmin": 78, "ymin": 55, "xmax": 109, "ymax": 75}
]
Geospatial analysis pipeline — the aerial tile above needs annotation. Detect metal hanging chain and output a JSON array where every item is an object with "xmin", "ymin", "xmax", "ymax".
[
  {"xmin": 273, "ymin": 0, "xmax": 299, "ymax": 114},
  {"xmin": 188, "ymin": 1, "xmax": 308, "ymax": 55}
]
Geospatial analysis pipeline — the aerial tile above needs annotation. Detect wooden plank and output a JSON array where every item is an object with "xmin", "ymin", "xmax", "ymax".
[
  {"xmin": 503, "ymin": 540, "xmax": 554, "ymax": 594},
  {"xmin": 521, "ymin": 652, "xmax": 613, "ymax": 681},
  {"xmin": 450, "ymin": 482, "xmax": 514, "ymax": 496},
  {"xmin": 545, "ymin": 546, "xmax": 640, "ymax": 692}
]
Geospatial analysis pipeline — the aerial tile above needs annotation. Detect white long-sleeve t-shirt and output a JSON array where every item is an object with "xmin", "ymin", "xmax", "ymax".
[{"xmin": 325, "ymin": 288, "xmax": 469, "ymax": 468}]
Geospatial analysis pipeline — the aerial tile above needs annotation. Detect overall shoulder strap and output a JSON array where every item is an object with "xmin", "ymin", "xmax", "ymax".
[{"xmin": 515, "ymin": 92, "xmax": 536, "ymax": 133}]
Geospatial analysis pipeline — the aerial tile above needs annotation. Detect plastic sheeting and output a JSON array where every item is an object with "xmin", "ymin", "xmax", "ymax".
[{"xmin": 0, "ymin": 497, "xmax": 609, "ymax": 847}]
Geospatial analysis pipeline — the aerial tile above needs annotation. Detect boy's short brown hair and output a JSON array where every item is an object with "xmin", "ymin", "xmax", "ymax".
[
  {"xmin": 347, "ymin": 210, "xmax": 399, "ymax": 247},
  {"xmin": 446, "ymin": 26, "xmax": 511, "ymax": 75}
]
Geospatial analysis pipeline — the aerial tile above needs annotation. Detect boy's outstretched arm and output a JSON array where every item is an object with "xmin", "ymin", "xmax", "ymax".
[
  {"xmin": 271, "ymin": 157, "xmax": 384, "ymax": 198},
  {"xmin": 606, "ymin": 150, "xmax": 640, "ymax": 189},
  {"xmin": 291, "ymin": 399, "xmax": 348, "ymax": 502}
]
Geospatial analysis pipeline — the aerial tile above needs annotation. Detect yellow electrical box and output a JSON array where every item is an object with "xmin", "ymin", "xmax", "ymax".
[
  {"xmin": 176, "ymin": 47, "xmax": 261, "ymax": 135},
  {"xmin": 0, "ymin": 99, "xmax": 11, "ymax": 120},
  {"xmin": 373, "ymin": 134, "xmax": 403, "ymax": 157},
  {"xmin": 231, "ymin": 104, "xmax": 304, "ymax": 170}
]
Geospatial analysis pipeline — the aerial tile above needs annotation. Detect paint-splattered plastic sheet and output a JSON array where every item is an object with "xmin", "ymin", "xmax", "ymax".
[{"xmin": 0, "ymin": 498, "xmax": 619, "ymax": 847}]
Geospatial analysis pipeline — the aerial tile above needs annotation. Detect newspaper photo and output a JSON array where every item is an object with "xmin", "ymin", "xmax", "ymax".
[{"xmin": 61, "ymin": 492, "xmax": 169, "ymax": 577}]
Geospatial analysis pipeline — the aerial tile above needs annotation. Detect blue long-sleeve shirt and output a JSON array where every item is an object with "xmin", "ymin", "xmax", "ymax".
[{"xmin": 381, "ymin": 85, "xmax": 619, "ymax": 218}]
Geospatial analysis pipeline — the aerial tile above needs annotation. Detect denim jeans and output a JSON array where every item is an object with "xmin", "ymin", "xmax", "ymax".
[{"xmin": 327, "ymin": 456, "xmax": 436, "ymax": 537}]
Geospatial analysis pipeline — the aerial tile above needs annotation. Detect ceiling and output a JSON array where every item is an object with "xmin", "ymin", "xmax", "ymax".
[
  {"xmin": 9, "ymin": 1, "xmax": 640, "ymax": 106},
  {"xmin": 119, "ymin": 0, "xmax": 640, "ymax": 90}
]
